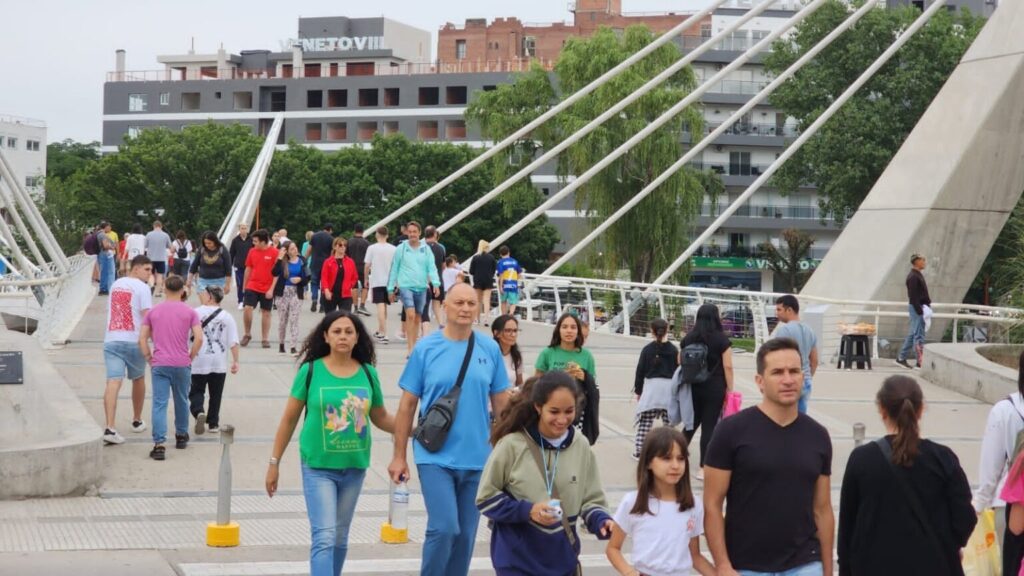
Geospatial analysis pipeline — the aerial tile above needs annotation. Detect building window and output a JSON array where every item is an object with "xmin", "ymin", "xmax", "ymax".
[
  {"xmin": 418, "ymin": 87, "xmax": 439, "ymax": 106},
  {"xmin": 6, "ymin": 137, "xmax": 17, "ymax": 149},
  {"xmin": 700, "ymin": 23, "xmax": 712, "ymax": 38},
  {"xmin": 160, "ymin": 92, "xmax": 170, "ymax": 106},
  {"xmin": 233, "ymin": 91, "xmax": 253, "ymax": 110},
  {"xmin": 282, "ymin": 64, "xmax": 293, "ymax": 78},
  {"xmin": 358, "ymin": 89, "xmax": 379, "ymax": 107},
  {"xmin": 417, "ymin": 120, "xmax": 439, "ymax": 141},
  {"xmin": 26, "ymin": 140, "xmax": 40, "ymax": 152},
  {"xmin": 358, "ymin": 122, "xmax": 378, "ymax": 141},
  {"xmin": 384, "ymin": 88, "xmax": 400, "ymax": 107},
  {"xmin": 446, "ymin": 120, "xmax": 466, "ymax": 140},
  {"xmin": 384, "ymin": 121, "xmax": 400, "ymax": 135},
  {"xmin": 328, "ymin": 89, "xmax": 348, "ymax": 108},
  {"xmin": 26, "ymin": 176, "xmax": 42, "ymax": 188},
  {"xmin": 304, "ymin": 63, "xmax": 321, "ymax": 78},
  {"xmin": 455, "ymin": 39, "xmax": 467, "ymax": 60},
  {"xmin": 305, "ymin": 123, "xmax": 322, "ymax": 142},
  {"xmin": 329, "ymin": 63, "xmax": 339, "ymax": 77},
  {"xmin": 446, "ymin": 86, "xmax": 468, "ymax": 105},
  {"xmin": 181, "ymin": 92, "xmax": 200, "ymax": 111},
  {"xmin": 729, "ymin": 151, "xmax": 752, "ymax": 176},
  {"xmin": 129, "ymin": 93, "xmax": 148, "ymax": 112},
  {"xmin": 307, "ymin": 90, "xmax": 324, "ymax": 108},
  {"xmin": 326, "ymin": 122, "xmax": 347, "ymax": 141},
  {"xmin": 127, "ymin": 126, "xmax": 142, "ymax": 139}
]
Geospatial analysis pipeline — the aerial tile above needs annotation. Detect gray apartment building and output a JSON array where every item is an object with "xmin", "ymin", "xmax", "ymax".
[{"xmin": 103, "ymin": 10, "xmax": 842, "ymax": 291}]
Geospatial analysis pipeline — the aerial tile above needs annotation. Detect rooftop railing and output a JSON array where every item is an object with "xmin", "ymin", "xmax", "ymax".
[{"xmin": 0, "ymin": 115, "xmax": 46, "ymax": 128}]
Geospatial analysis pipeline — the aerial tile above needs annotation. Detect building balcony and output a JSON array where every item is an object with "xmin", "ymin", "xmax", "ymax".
[
  {"xmin": 679, "ymin": 36, "xmax": 774, "ymax": 53},
  {"xmin": 685, "ymin": 121, "xmax": 797, "ymax": 139},
  {"xmin": 699, "ymin": 203, "xmax": 820, "ymax": 220}
]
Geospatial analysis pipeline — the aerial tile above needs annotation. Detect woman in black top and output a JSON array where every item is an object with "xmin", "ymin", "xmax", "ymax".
[
  {"xmin": 188, "ymin": 231, "xmax": 233, "ymax": 296},
  {"xmin": 469, "ymin": 239, "xmax": 497, "ymax": 325},
  {"xmin": 681, "ymin": 303, "xmax": 733, "ymax": 477},
  {"xmin": 632, "ymin": 318, "xmax": 678, "ymax": 459},
  {"xmin": 838, "ymin": 375, "xmax": 975, "ymax": 576}
]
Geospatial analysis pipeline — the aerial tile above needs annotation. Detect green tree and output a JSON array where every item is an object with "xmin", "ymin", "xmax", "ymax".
[
  {"xmin": 764, "ymin": 1, "xmax": 984, "ymax": 222},
  {"xmin": 759, "ymin": 228, "xmax": 815, "ymax": 292},
  {"xmin": 467, "ymin": 26, "xmax": 718, "ymax": 283},
  {"xmin": 46, "ymin": 139, "xmax": 101, "ymax": 182}
]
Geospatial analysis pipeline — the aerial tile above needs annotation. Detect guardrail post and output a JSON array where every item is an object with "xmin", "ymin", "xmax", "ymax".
[
  {"xmin": 554, "ymin": 284, "xmax": 563, "ymax": 318},
  {"xmin": 621, "ymin": 287, "xmax": 630, "ymax": 336},
  {"xmin": 952, "ymin": 316, "xmax": 959, "ymax": 343},
  {"xmin": 206, "ymin": 425, "xmax": 240, "ymax": 547},
  {"xmin": 853, "ymin": 422, "xmax": 866, "ymax": 447},
  {"xmin": 873, "ymin": 306, "xmax": 880, "ymax": 359},
  {"xmin": 585, "ymin": 286, "xmax": 595, "ymax": 328},
  {"xmin": 658, "ymin": 292, "xmax": 666, "ymax": 320}
]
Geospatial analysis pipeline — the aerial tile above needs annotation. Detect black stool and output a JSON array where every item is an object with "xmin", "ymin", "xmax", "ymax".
[{"xmin": 837, "ymin": 334, "xmax": 872, "ymax": 370}]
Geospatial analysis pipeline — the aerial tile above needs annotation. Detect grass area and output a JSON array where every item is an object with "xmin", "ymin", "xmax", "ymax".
[{"xmin": 732, "ymin": 337, "xmax": 755, "ymax": 353}]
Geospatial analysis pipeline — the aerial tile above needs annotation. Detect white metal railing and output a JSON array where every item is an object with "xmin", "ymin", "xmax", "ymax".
[{"xmin": 507, "ymin": 272, "xmax": 1024, "ymax": 356}]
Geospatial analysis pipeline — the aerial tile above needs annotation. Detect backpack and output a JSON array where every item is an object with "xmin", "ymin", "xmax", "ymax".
[
  {"xmin": 680, "ymin": 342, "xmax": 710, "ymax": 384},
  {"xmin": 83, "ymin": 232, "xmax": 100, "ymax": 255},
  {"xmin": 176, "ymin": 241, "xmax": 189, "ymax": 260},
  {"xmin": 1007, "ymin": 395, "xmax": 1024, "ymax": 465}
]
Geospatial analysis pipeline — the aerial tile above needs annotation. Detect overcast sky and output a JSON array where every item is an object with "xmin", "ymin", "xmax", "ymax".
[{"xmin": 0, "ymin": 0, "xmax": 713, "ymax": 143}]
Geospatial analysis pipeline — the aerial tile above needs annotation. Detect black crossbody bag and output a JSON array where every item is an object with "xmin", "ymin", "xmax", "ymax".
[{"xmin": 413, "ymin": 333, "xmax": 475, "ymax": 453}]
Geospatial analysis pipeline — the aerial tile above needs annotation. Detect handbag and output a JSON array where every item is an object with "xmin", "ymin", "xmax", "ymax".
[
  {"xmin": 722, "ymin": 391, "xmax": 743, "ymax": 419},
  {"xmin": 413, "ymin": 333, "xmax": 475, "ymax": 453},
  {"xmin": 523, "ymin": 431, "xmax": 583, "ymax": 576}
]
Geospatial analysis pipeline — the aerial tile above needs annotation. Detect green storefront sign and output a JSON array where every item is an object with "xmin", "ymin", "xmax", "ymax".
[{"xmin": 691, "ymin": 257, "xmax": 821, "ymax": 271}]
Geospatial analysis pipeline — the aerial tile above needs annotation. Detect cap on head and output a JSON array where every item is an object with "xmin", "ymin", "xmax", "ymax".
[{"xmin": 910, "ymin": 253, "xmax": 925, "ymax": 265}]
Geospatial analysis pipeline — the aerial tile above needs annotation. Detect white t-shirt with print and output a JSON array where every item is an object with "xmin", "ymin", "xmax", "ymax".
[
  {"xmin": 442, "ymin": 266, "xmax": 462, "ymax": 292},
  {"xmin": 105, "ymin": 277, "xmax": 153, "ymax": 343},
  {"xmin": 125, "ymin": 233, "xmax": 146, "ymax": 260},
  {"xmin": 364, "ymin": 242, "xmax": 397, "ymax": 288},
  {"xmin": 613, "ymin": 491, "xmax": 704, "ymax": 576},
  {"xmin": 191, "ymin": 305, "xmax": 239, "ymax": 375}
]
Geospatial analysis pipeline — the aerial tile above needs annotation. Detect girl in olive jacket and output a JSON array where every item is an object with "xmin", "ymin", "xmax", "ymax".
[{"xmin": 477, "ymin": 372, "xmax": 615, "ymax": 576}]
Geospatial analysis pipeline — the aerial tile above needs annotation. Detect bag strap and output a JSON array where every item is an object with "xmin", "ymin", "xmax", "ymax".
[
  {"xmin": 452, "ymin": 332, "xmax": 476, "ymax": 390},
  {"xmin": 201, "ymin": 308, "xmax": 223, "ymax": 330},
  {"xmin": 303, "ymin": 360, "xmax": 315, "ymax": 421},
  {"xmin": 521, "ymin": 431, "xmax": 577, "ymax": 548},
  {"xmin": 874, "ymin": 438, "xmax": 950, "ymax": 575}
]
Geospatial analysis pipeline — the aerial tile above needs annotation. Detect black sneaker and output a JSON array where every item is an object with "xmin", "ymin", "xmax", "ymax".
[
  {"xmin": 279, "ymin": 343, "xmax": 285, "ymax": 354},
  {"xmin": 895, "ymin": 358, "xmax": 913, "ymax": 369},
  {"xmin": 311, "ymin": 302, "xmax": 318, "ymax": 312},
  {"xmin": 175, "ymin": 433, "xmax": 189, "ymax": 449},
  {"xmin": 150, "ymin": 444, "xmax": 166, "ymax": 460}
]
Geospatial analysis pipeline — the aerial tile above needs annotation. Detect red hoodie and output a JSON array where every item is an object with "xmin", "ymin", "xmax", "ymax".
[{"xmin": 320, "ymin": 256, "xmax": 358, "ymax": 300}]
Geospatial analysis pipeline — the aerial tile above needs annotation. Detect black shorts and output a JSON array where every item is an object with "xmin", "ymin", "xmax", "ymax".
[
  {"xmin": 152, "ymin": 261, "xmax": 167, "ymax": 275},
  {"xmin": 474, "ymin": 276, "xmax": 495, "ymax": 290},
  {"xmin": 354, "ymin": 263, "xmax": 366, "ymax": 286},
  {"xmin": 372, "ymin": 287, "xmax": 390, "ymax": 304},
  {"xmin": 243, "ymin": 290, "xmax": 274, "ymax": 311}
]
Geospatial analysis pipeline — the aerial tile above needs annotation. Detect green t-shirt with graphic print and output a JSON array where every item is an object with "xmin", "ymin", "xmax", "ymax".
[{"xmin": 290, "ymin": 359, "xmax": 384, "ymax": 470}]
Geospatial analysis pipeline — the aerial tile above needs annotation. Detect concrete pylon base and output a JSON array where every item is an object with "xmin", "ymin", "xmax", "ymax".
[
  {"xmin": 0, "ymin": 330, "xmax": 103, "ymax": 498},
  {"xmin": 802, "ymin": 3, "xmax": 1024, "ymax": 342}
]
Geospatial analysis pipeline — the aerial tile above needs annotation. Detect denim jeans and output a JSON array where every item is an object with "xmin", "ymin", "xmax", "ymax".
[
  {"xmin": 310, "ymin": 267, "xmax": 322, "ymax": 305},
  {"xmin": 234, "ymin": 267, "xmax": 245, "ymax": 304},
  {"xmin": 99, "ymin": 252, "xmax": 115, "ymax": 292},
  {"xmin": 151, "ymin": 365, "xmax": 191, "ymax": 444},
  {"xmin": 301, "ymin": 463, "xmax": 366, "ymax": 576},
  {"xmin": 898, "ymin": 304, "xmax": 925, "ymax": 362},
  {"xmin": 797, "ymin": 375, "xmax": 812, "ymax": 414},
  {"xmin": 417, "ymin": 464, "xmax": 482, "ymax": 576},
  {"xmin": 398, "ymin": 288, "xmax": 427, "ymax": 315},
  {"xmin": 739, "ymin": 561, "xmax": 823, "ymax": 576}
]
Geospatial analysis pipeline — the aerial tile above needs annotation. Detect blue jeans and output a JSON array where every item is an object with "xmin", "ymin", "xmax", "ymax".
[
  {"xmin": 898, "ymin": 304, "xmax": 925, "ymax": 362},
  {"xmin": 739, "ymin": 561, "xmax": 823, "ymax": 576},
  {"xmin": 301, "ymin": 463, "xmax": 366, "ymax": 576},
  {"xmin": 151, "ymin": 366, "xmax": 191, "ymax": 444},
  {"xmin": 417, "ymin": 464, "xmax": 482, "ymax": 576},
  {"xmin": 99, "ymin": 252, "xmax": 115, "ymax": 292},
  {"xmin": 398, "ymin": 288, "xmax": 427, "ymax": 315},
  {"xmin": 310, "ymin": 266, "xmax": 322, "ymax": 305},
  {"xmin": 234, "ymin": 267, "xmax": 245, "ymax": 304},
  {"xmin": 797, "ymin": 375, "xmax": 812, "ymax": 414}
]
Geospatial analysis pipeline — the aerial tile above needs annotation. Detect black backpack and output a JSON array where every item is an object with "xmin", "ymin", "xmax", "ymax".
[
  {"xmin": 176, "ymin": 242, "xmax": 189, "ymax": 259},
  {"xmin": 680, "ymin": 342, "xmax": 710, "ymax": 384},
  {"xmin": 83, "ymin": 232, "xmax": 100, "ymax": 255}
]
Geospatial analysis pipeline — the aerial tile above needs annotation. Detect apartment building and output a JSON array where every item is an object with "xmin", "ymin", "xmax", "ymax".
[{"xmin": 0, "ymin": 115, "xmax": 47, "ymax": 199}]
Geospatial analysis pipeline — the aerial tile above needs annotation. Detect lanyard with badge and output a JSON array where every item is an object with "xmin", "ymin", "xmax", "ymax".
[{"xmin": 543, "ymin": 444, "xmax": 563, "ymax": 520}]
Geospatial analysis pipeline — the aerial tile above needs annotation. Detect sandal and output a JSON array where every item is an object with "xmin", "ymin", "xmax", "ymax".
[
  {"xmin": 149, "ymin": 444, "xmax": 166, "ymax": 461},
  {"xmin": 240, "ymin": 334, "xmax": 251, "ymax": 347}
]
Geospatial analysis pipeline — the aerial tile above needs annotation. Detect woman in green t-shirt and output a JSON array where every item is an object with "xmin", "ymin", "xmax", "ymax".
[
  {"xmin": 535, "ymin": 312, "xmax": 600, "ymax": 443},
  {"xmin": 266, "ymin": 310, "xmax": 395, "ymax": 576}
]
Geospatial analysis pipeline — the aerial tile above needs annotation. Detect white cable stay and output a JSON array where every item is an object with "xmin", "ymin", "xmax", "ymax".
[
  {"xmin": 363, "ymin": 0, "xmax": 729, "ymax": 234},
  {"xmin": 436, "ymin": 0, "xmax": 780, "ymax": 236},
  {"xmin": 479, "ymin": 0, "xmax": 829, "ymax": 256},
  {"xmin": 540, "ymin": 0, "xmax": 882, "ymax": 276},
  {"xmin": 218, "ymin": 113, "xmax": 284, "ymax": 245}
]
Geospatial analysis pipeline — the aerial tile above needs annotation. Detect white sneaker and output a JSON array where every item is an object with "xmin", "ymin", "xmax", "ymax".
[
  {"xmin": 103, "ymin": 429, "xmax": 125, "ymax": 445},
  {"xmin": 394, "ymin": 331, "xmax": 406, "ymax": 342},
  {"xmin": 208, "ymin": 425, "xmax": 220, "ymax": 433},
  {"xmin": 131, "ymin": 419, "xmax": 147, "ymax": 433},
  {"xmin": 237, "ymin": 302, "xmax": 244, "ymax": 310}
]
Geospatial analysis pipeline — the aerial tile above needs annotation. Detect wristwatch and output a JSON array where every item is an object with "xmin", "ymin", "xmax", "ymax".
[{"xmin": 268, "ymin": 457, "xmax": 279, "ymax": 466}]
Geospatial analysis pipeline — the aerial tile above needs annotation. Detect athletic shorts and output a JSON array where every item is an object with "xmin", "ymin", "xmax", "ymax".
[
  {"xmin": 151, "ymin": 261, "xmax": 167, "ymax": 275},
  {"xmin": 104, "ymin": 340, "xmax": 146, "ymax": 381},
  {"xmin": 243, "ymin": 290, "xmax": 274, "ymax": 311},
  {"xmin": 503, "ymin": 290, "xmax": 520, "ymax": 306},
  {"xmin": 372, "ymin": 287, "xmax": 390, "ymax": 304}
]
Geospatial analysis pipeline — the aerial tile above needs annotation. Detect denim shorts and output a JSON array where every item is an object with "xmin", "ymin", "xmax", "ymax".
[
  {"xmin": 104, "ymin": 340, "xmax": 146, "ymax": 380},
  {"xmin": 398, "ymin": 288, "xmax": 427, "ymax": 314},
  {"xmin": 196, "ymin": 277, "xmax": 226, "ymax": 292}
]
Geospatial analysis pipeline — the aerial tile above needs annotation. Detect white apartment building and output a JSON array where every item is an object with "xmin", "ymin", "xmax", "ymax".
[{"xmin": 0, "ymin": 115, "xmax": 47, "ymax": 199}]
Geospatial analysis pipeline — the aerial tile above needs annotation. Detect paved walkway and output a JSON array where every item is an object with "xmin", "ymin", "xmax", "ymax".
[{"xmin": 0, "ymin": 293, "xmax": 993, "ymax": 575}]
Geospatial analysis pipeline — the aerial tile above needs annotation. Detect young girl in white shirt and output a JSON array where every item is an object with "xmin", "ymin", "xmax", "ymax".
[{"xmin": 607, "ymin": 427, "xmax": 715, "ymax": 576}]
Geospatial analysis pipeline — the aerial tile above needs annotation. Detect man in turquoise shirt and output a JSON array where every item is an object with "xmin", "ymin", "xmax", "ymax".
[{"xmin": 387, "ymin": 221, "xmax": 440, "ymax": 356}]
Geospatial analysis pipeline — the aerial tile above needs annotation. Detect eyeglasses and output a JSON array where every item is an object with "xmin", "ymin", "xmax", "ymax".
[{"xmin": 502, "ymin": 328, "xmax": 519, "ymax": 334}]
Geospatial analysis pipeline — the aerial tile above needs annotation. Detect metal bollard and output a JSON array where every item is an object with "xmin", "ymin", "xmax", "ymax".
[
  {"xmin": 853, "ymin": 422, "xmax": 866, "ymax": 447},
  {"xmin": 206, "ymin": 424, "xmax": 240, "ymax": 547}
]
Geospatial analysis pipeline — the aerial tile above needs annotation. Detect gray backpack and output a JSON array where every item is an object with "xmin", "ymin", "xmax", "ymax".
[{"xmin": 680, "ymin": 342, "xmax": 710, "ymax": 384}]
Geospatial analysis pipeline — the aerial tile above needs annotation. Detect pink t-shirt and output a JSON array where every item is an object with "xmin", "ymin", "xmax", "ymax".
[
  {"xmin": 143, "ymin": 301, "xmax": 200, "ymax": 367},
  {"xmin": 1000, "ymin": 455, "xmax": 1024, "ymax": 576}
]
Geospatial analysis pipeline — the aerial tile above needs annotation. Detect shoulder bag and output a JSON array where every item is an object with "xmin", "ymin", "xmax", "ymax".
[{"xmin": 413, "ymin": 333, "xmax": 475, "ymax": 452}]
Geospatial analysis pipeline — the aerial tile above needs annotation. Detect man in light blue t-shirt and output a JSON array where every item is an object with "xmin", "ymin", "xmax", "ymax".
[
  {"xmin": 773, "ymin": 294, "xmax": 818, "ymax": 414},
  {"xmin": 389, "ymin": 282, "xmax": 510, "ymax": 576}
]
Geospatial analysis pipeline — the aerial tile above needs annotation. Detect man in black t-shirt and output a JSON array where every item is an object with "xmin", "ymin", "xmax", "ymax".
[
  {"xmin": 347, "ymin": 224, "xmax": 371, "ymax": 316},
  {"xmin": 423, "ymin": 225, "xmax": 446, "ymax": 327},
  {"xmin": 307, "ymin": 223, "xmax": 335, "ymax": 312},
  {"xmin": 704, "ymin": 337, "xmax": 834, "ymax": 576}
]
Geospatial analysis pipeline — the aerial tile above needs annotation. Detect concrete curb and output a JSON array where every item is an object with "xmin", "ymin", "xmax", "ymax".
[{"xmin": 920, "ymin": 342, "xmax": 1016, "ymax": 404}]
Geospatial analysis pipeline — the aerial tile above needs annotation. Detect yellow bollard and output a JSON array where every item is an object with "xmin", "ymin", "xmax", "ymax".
[{"xmin": 206, "ymin": 424, "xmax": 240, "ymax": 547}]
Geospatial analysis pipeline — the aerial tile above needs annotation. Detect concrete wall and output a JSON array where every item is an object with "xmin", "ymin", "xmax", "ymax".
[{"xmin": 920, "ymin": 343, "xmax": 1015, "ymax": 404}]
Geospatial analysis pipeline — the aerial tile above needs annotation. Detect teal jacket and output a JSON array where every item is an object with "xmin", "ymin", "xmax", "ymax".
[{"xmin": 386, "ymin": 240, "xmax": 440, "ymax": 293}]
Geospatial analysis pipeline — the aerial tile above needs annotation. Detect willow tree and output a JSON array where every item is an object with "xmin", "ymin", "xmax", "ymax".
[{"xmin": 467, "ymin": 25, "xmax": 717, "ymax": 283}]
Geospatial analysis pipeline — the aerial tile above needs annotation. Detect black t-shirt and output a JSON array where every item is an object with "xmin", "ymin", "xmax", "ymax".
[
  {"xmin": 309, "ymin": 231, "xmax": 334, "ymax": 267},
  {"xmin": 681, "ymin": 330, "xmax": 732, "ymax": 387},
  {"xmin": 428, "ymin": 241, "xmax": 446, "ymax": 282},
  {"xmin": 705, "ymin": 407, "xmax": 832, "ymax": 572},
  {"xmin": 347, "ymin": 236, "xmax": 370, "ymax": 266},
  {"xmin": 332, "ymin": 258, "xmax": 345, "ymax": 297}
]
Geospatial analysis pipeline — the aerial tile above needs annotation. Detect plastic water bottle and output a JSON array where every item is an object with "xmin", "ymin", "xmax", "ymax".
[{"xmin": 391, "ymin": 481, "xmax": 409, "ymax": 531}]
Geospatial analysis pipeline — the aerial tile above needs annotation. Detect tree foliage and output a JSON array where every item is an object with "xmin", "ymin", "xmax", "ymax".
[
  {"xmin": 764, "ymin": 2, "xmax": 984, "ymax": 222},
  {"xmin": 759, "ymin": 228, "xmax": 815, "ymax": 293},
  {"xmin": 467, "ymin": 25, "xmax": 719, "ymax": 283},
  {"xmin": 41, "ymin": 124, "xmax": 559, "ymax": 271}
]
